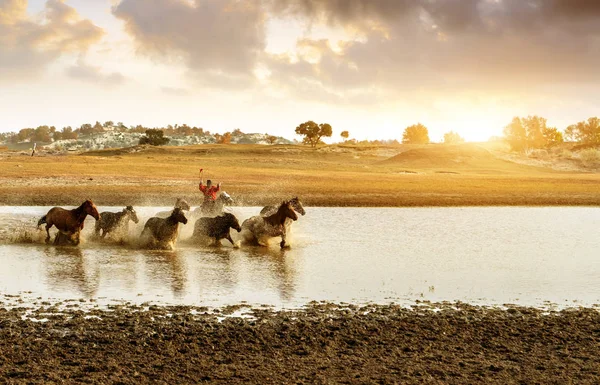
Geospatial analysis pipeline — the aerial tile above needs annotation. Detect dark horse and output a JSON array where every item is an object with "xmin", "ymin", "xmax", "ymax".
[
  {"xmin": 140, "ymin": 208, "xmax": 188, "ymax": 250},
  {"xmin": 191, "ymin": 212, "xmax": 241, "ymax": 246},
  {"xmin": 94, "ymin": 206, "xmax": 139, "ymax": 239},
  {"xmin": 194, "ymin": 191, "xmax": 234, "ymax": 218},
  {"xmin": 260, "ymin": 196, "xmax": 305, "ymax": 230},
  {"xmin": 241, "ymin": 201, "xmax": 298, "ymax": 248},
  {"xmin": 37, "ymin": 200, "xmax": 100, "ymax": 245}
]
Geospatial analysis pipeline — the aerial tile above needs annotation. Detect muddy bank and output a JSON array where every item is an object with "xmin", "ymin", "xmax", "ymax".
[{"xmin": 1, "ymin": 302, "xmax": 599, "ymax": 384}]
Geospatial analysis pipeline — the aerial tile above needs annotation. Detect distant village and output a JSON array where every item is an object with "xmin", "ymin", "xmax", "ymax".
[{"xmin": 0, "ymin": 122, "xmax": 294, "ymax": 153}]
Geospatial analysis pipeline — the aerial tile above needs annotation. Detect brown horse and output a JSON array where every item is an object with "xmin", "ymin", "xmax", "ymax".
[
  {"xmin": 241, "ymin": 201, "xmax": 298, "ymax": 248},
  {"xmin": 140, "ymin": 208, "xmax": 188, "ymax": 250},
  {"xmin": 37, "ymin": 200, "xmax": 100, "ymax": 245}
]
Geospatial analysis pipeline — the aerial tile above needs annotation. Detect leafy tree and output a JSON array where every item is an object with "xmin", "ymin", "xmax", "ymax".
[
  {"xmin": 565, "ymin": 117, "xmax": 600, "ymax": 145},
  {"xmin": 232, "ymin": 128, "xmax": 243, "ymax": 136},
  {"xmin": 443, "ymin": 131, "xmax": 464, "ymax": 144},
  {"xmin": 16, "ymin": 128, "xmax": 35, "ymax": 142},
  {"xmin": 78, "ymin": 123, "xmax": 93, "ymax": 136},
  {"xmin": 32, "ymin": 126, "xmax": 52, "ymax": 142},
  {"xmin": 93, "ymin": 121, "xmax": 104, "ymax": 134},
  {"xmin": 215, "ymin": 132, "xmax": 232, "ymax": 144},
  {"xmin": 340, "ymin": 131, "xmax": 349, "ymax": 140},
  {"xmin": 504, "ymin": 116, "xmax": 561, "ymax": 151},
  {"xmin": 266, "ymin": 135, "xmax": 278, "ymax": 145},
  {"xmin": 103, "ymin": 121, "xmax": 114, "ymax": 128},
  {"xmin": 402, "ymin": 123, "xmax": 430, "ymax": 144},
  {"xmin": 62, "ymin": 126, "xmax": 78, "ymax": 140},
  {"xmin": 139, "ymin": 129, "xmax": 170, "ymax": 146},
  {"xmin": 295, "ymin": 121, "xmax": 333, "ymax": 147}
]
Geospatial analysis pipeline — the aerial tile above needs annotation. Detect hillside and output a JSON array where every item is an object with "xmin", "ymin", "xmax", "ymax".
[
  {"xmin": 379, "ymin": 143, "xmax": 547, "ymax": 174},
  {"xmin": 2, "ymin": 131, "xmax": 293, "ymax": 153},
  {"xmin": 0, "ymin": 143, "xmax": 599, "ymax": 207}
]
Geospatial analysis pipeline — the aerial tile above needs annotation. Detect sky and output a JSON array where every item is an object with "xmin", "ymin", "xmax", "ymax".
[{"xmin": 1, "ymin": 0, "xmax": 600, "ymax": 142}]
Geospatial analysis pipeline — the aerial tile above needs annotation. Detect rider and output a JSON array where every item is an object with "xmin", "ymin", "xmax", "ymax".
[{"xmin": 199, "ymin": 173, "xmax": 221, "ymax": 214}]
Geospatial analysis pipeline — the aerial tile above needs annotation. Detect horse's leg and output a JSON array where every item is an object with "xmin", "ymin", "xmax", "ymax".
[
  {"xmin": 73, "ymin": 231, "xmax": 81, "ymax": 246},
  {"xmin": 101, "ymin": 229, "xmax": 107, "ymax": 239},
  {"xmin": 45, "ymin": 224, "xmax": 52, "ymax": 244},
  {"xmin": 225, "ymin": 233, "xmax": 235, "ymax": 246},
  {"xmin": 280, "ymin": 227, "xmax": 289, "ymax": 249}
]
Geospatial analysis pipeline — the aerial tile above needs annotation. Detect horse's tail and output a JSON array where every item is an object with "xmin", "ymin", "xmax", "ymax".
[{"xmin": 37, "ymin": 215, "xmax": 47, "ymax": 228}]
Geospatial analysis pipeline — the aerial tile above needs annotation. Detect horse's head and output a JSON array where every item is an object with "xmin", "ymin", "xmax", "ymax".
[
  {"xmin": 84, "ymin": 199, "xmax": 100, "ymax": 221},
  {"xmin": 280, "ymin": 201, "xmax": 298, "ymax": 221},
  {"xmin": 220, "ymin": 191, "xmax": 234, "ymax": 205},
  {"xmin": 290, "ymin": 197, "xmax": 306, "ymax": 216},
  {"xmin": 223, "ymin": 212, "xmax": 241, "ymax": 232},
  {"xmin": 171, "ymin": 207, "xmax": 188, "ymax": 225},
  {"xmin": 125, "ymin": 205, "xmax": 139, "ymax": 224},
  {"xmin": 175, "ymin": 198, "xmax": 191, "ymax": 211}
]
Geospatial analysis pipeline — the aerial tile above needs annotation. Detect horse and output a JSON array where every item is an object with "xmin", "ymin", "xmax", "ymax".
[
  {"xmin": 241, "ymin": 201, "xmax": 298, "ymax": 248},
  {"xmin": 94, "ymin": 206, "xmax": 139, "ymax": 239},
  {"xmin": 155, "ymin": 198, "xmax": 191, "ymax": 218},
  {"xmin": 140, "ymin": 207, "xmax": 188, "ymax": 250},
  {"xmin": 191, "ymin": 212, "xmax": 242, "ymax": 246},
  {"xmin": 260, "ymin": 196, "xmax": 305, "ymax": 230},
  {"xmin": 37, "ymin": 200, "xmax": 100, "ymax": 245},
  {"xmin": 193, "ymin": 191, "xmax": 234, "ymax": 218}
]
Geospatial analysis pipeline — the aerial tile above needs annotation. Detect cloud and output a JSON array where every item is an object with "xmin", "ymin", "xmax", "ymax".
[
  {"xmin": 112, "ymin": 0, "xmax": 267, "ymax": 86},
  {"xmin": 0, "ymin": 0, "xmax": 104, "ymax": 82},
  {"xmin": 264, "ymin": 0, "xmax": 600, "ymax": 99},
  {"xmin": 66, "ymin": 58, "xmax": 125, "ymax": 86}
]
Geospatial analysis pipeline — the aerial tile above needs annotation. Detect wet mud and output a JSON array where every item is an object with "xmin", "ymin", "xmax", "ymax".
[{"xmin": 1, "ymin": 302, "xmax": 599, "ymax": 384}]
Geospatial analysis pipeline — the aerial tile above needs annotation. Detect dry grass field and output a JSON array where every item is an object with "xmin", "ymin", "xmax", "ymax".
[{"xmin": 0, "ymin": 143, "xmax": 598, "ymax": 206}]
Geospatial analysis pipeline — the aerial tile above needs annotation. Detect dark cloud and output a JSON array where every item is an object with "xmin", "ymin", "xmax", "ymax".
[
  {"xmin": 112, "ymin": 0, "xmax": 266, "ymax": 85},
  {"xmin": 0, "ymin": 0, "xmax": 104, "ymax": 82},
  {"xmin": 264, "ymin": 0, "xmax": 600, "ymax": 98}
]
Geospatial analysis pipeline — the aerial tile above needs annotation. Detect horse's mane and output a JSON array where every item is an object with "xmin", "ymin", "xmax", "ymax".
[{"xmin": 264, "ymin": 201, "xmax": 290, "ymax": 227}]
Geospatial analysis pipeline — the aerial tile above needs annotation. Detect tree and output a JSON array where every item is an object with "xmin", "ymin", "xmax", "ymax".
[
  {"xmin": 215, "ymin": 132, "xmax": 232, "ymax": 144},
  {"xmin": 93, "ymin": 121, "xmax": 104, "ymax": 134},
  {"xmin": 565, "ymin": 117, "xmax": 600, "ymax": 145},
  {"xmin": 340, "ymin": 131, "xmax": 349, "ymax": 140},
  {"xmin": 443, "ymin": 131, "xmax": 464, "ymax": 144},
  {"xmin": 79, "ymin": 123, "xmax": 93, "ymax": 136},
  {"xmin": 266, "ymin": 135, "xmax": 278, "ymax": 145},
  {"xmin": 295, "ymin": 121, "xmax": 333, "ymax": 147},
  {"xmin": 503, "ymin": 116, "xmax": 561, "ymax": 151},
  {"xmin": 103, "ymin": 121, "xmax": 114, "ymax": 128},
  {"xmin": 32, "ymin": 126, "xmax": 52, "ymax": 142},
  {"xmin": 139, "ymin": 129, "xmax": 170, "ymax": 146},
  {"xmin": 16, "ymin": 128, "xmax": 35, "ymax": 142},
  {"xmin": 61, "ymin": 126, "xmax": 78, "ymax": 140},
  {"xmin": 402, "ymin": 123, "xmax": 430, "ymax": 144}
]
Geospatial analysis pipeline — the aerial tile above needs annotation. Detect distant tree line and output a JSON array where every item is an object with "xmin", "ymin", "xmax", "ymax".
[{"xmin": 0, "ymin": 121, "xmax": 289, "ymax": 147}]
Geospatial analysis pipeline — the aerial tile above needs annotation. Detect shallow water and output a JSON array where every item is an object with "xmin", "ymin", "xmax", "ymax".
[{"xmin": 0, "ymin": 206, "xmax": 599, "ymax": 309}]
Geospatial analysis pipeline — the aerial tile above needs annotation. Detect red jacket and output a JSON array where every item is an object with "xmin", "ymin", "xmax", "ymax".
[{"xmin": 199, "ymin": 183, "xmax": 220, "ymax": 201}]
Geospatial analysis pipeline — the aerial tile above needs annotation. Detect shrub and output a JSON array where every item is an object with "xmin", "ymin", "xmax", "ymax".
[{"xmin": 578, "ymin": 148, "xmax": 600, "ymax": 166}]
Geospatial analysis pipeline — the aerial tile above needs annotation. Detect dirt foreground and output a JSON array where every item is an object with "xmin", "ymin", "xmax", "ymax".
[{"xmin": 1, "ymin": 302, "xmax": 599, "ymax": 384}]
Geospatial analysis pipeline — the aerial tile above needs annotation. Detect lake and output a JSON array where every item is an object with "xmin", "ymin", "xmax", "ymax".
[{"xmin": 0, "ymin": 206, "xmax": 599, "ymax": 309}]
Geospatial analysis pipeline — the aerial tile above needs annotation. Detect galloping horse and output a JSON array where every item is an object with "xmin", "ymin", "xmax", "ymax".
[
  {"xmin": 37, "ymin": 200, "xmax": 100, "ymax": 245},
  {"xmin": 193, "ymin": 191, "xmax": 234, "ymax": 218},
  {"xmin": 156, "ymin": 198, "xmax": 191, "ymax": 218},
  {"xmin": 260, "ymin": 196, "xmax": 305, "ymax": 230},
  {"xmin": 191, "ymin": 212, "xmax": 241, "ymax": 246},
  {"xmin": 140, "ymin": 208, "xmax": 188, "ymax": 250},
  {"xmin": 94, "ymin": 206, "xmax": 139, "ymax": 239},
  {"xmin": 241, "ymin": 201, "xmax": 298, "ymax": 248}
]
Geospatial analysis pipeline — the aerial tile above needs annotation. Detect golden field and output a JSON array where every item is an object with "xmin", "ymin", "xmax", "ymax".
[{"xmin": 0, "ymin": 143, "xmax": 598, "ymax": 207}]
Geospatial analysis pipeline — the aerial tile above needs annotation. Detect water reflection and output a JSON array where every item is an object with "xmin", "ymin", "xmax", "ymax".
[
  {"xmin": 141, "ymin": 249, "xmax": 187, "ymax": 297},
  {"xmin": 43, "ymin": 246, "xmax": 99, "ymax": 298},
  {"xmin": 0, "ymin": 206, "xmax": 599, "ymax": 308},
  {"xmin": 245, "ymin": 247, "xmax": 298, "ymax": 302}
]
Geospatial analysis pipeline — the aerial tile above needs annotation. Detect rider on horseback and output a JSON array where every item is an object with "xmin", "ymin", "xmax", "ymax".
[{"xmin": 199, "ymin": 172, "xmax": 221, "ymax": 214}]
